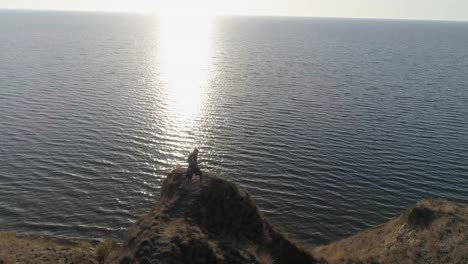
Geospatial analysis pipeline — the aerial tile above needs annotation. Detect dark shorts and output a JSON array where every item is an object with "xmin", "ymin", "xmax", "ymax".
[{"xmin": 186, "ymin": 166, "xmax": 202, "ymax": 180}]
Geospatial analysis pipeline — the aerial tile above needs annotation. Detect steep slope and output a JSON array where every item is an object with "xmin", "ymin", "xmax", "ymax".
[
  {"xmin": 107, "ymin": 167, "xmax": 316, "ymax": 264},
  {"xmin": 312, "ymin": 199, "xmax": 468, "ymax": 264}
]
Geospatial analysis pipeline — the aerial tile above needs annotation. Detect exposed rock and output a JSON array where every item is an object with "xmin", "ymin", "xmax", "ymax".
[
  {"xmin": 107, "ymin": 167, "xmax": 316, "ymax": 264},
  {"xmin": 312, "ymin": 199, "xmax": 468, "ymax": 264}
]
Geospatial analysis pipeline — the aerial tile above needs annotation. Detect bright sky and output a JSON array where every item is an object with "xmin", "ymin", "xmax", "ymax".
[{"xmin": 1, "ymin": 0, "xmax": 468, "ymax": 21}]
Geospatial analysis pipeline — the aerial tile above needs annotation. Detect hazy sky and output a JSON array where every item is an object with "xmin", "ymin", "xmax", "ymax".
[{"xmin": 1, "ymin": 0, "xmax": 468, "ymax": 21}]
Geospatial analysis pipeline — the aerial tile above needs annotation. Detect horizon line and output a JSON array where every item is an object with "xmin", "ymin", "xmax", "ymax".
[{"xmin": 1, "ymin": 7, "xmax": 468, "ymax": 23}]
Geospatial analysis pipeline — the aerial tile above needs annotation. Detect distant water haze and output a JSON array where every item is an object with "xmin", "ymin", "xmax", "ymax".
[{"xmin": 0, "ymin": 10, "xmax": 467, "ymax": 246}]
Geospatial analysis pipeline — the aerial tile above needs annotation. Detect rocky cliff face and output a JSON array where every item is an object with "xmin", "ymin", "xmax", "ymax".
[
  {"xmin": 312, "ymin": 199, "xmax": 468, "ymax": 264},
  {"xmin": 106, "ymin": 167, "xmax": 316, "ymax": 264}
]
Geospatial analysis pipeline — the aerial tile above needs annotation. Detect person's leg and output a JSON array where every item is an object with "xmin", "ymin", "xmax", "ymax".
[
  {"xmin": 186, "ymin": 168, "xmax": 192, "ymax": 182},
  {"xmin": 195, "ymin": 167, "xmax": 202, "ymax": 186}
]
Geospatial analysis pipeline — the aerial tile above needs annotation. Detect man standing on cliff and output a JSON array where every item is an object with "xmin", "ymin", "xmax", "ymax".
[{"xmin": 186, "ymin": 148, "xmax": 203, "ymax": 186}]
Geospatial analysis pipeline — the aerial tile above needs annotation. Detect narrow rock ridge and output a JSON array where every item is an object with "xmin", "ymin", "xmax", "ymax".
[{"xmin": 106, "ymin": 167, "xmax": 316, "ymax": 264}]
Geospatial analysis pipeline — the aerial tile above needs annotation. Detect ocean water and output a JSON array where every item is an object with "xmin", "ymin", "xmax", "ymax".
[{"xmin": 0, "ymin": 10, "xmax": 467, "ymax": 246}]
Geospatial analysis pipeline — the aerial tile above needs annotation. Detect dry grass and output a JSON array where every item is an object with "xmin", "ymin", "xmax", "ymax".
[
  {"xmin": 0, "ymin": 231, "xmax": 98, "ymax": 264},
  {"xmin": 312, "ymin": 199, "xmax": 468, "ymax": 264},
  {"xmin": 246, "ymin": 244, "xmax": 276, "ymax": 264},
  {"xmin": 0, "ymin": 233, "xmax": 16, "ymax": 263},
  {"xmin": 0, "ymin": 231, "xmax": 16, "ymax": 241},
  {"xmin": 95, "ymin": 240, "xmax": 120, "ymax": 263},
  {"xmin": 256, "ymin": 252, "xmax": 275, "ymax": 264},
  {"xmin": 79, "ymin": 241, "xmax": 93, "ymax": 250}
]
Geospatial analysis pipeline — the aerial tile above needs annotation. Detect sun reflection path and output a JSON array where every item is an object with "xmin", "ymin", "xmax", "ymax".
[{"xmin": 157, "ymin": 15, "xmax": 214, "ymax": 133}]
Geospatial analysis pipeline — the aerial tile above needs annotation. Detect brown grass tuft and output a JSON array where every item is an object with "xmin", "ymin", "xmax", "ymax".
[
  {"xmin": 0, "ymin": 232, "xmax": 16, "ymax": 241},
  {"xmin": 246, "ymin": 244, "xmax": 276, "ymax": 264},
  {"xmin": 78, "ymin": 241, "xmax": 92, "ymax": 250},
  {"xmin": 257, "ymin": 252, "xmax": 275, "ymax": 264},
  {"xmin": 96, "ymin": 240, "xmax": 120, "ymax": 263}
]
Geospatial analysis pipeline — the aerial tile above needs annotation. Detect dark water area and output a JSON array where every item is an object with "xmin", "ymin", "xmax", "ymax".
[{"xmin": 0, "ymin": 10, "xmax": 467, "ymax": 246}]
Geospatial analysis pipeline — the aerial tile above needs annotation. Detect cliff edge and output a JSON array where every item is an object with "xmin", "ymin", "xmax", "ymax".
[
  {"xmin": 312, "ymin": 199, "xmax": 468, "ymax": 264},
  {"xmin": 106, "ymin": 167, "xmax": 316, "ymax": 264},
  {"xmin": 1, "ymin": 168, "xmax": 466, "ymax": 264}
]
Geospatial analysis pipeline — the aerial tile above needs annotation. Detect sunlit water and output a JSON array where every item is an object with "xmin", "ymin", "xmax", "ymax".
[{"xmin": 0, "ymin": 11, "xmax": 467, "ymax": 246}]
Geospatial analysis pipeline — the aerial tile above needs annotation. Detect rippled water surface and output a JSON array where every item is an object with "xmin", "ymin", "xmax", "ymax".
[{"xmin": 1, "ymin": 11, "xmax": 467, "ymax": 245}]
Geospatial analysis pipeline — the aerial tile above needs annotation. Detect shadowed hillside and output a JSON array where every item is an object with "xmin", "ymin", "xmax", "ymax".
[{"xmin": 106, "ymin": 167, "xmax": 316, "ymax": 264}]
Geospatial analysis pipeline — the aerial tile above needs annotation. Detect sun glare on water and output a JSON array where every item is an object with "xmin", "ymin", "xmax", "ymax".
[{"xmin": 157, "ymin": 14, "xmax": 214, "ymax": 132}]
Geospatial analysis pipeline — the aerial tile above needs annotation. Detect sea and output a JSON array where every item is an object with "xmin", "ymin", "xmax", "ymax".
[{"xmin": 0, "ymin": 10, "xmax": 467, "ymax": 246}]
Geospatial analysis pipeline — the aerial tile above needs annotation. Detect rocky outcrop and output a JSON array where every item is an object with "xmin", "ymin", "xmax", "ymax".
[
  {"xmin": 312, "ymin": 199, "xmax": 468, "ymax": 264},
  {"xmin": 107, "ymin": 167, "xmax": 316, "ymax": 264}
]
